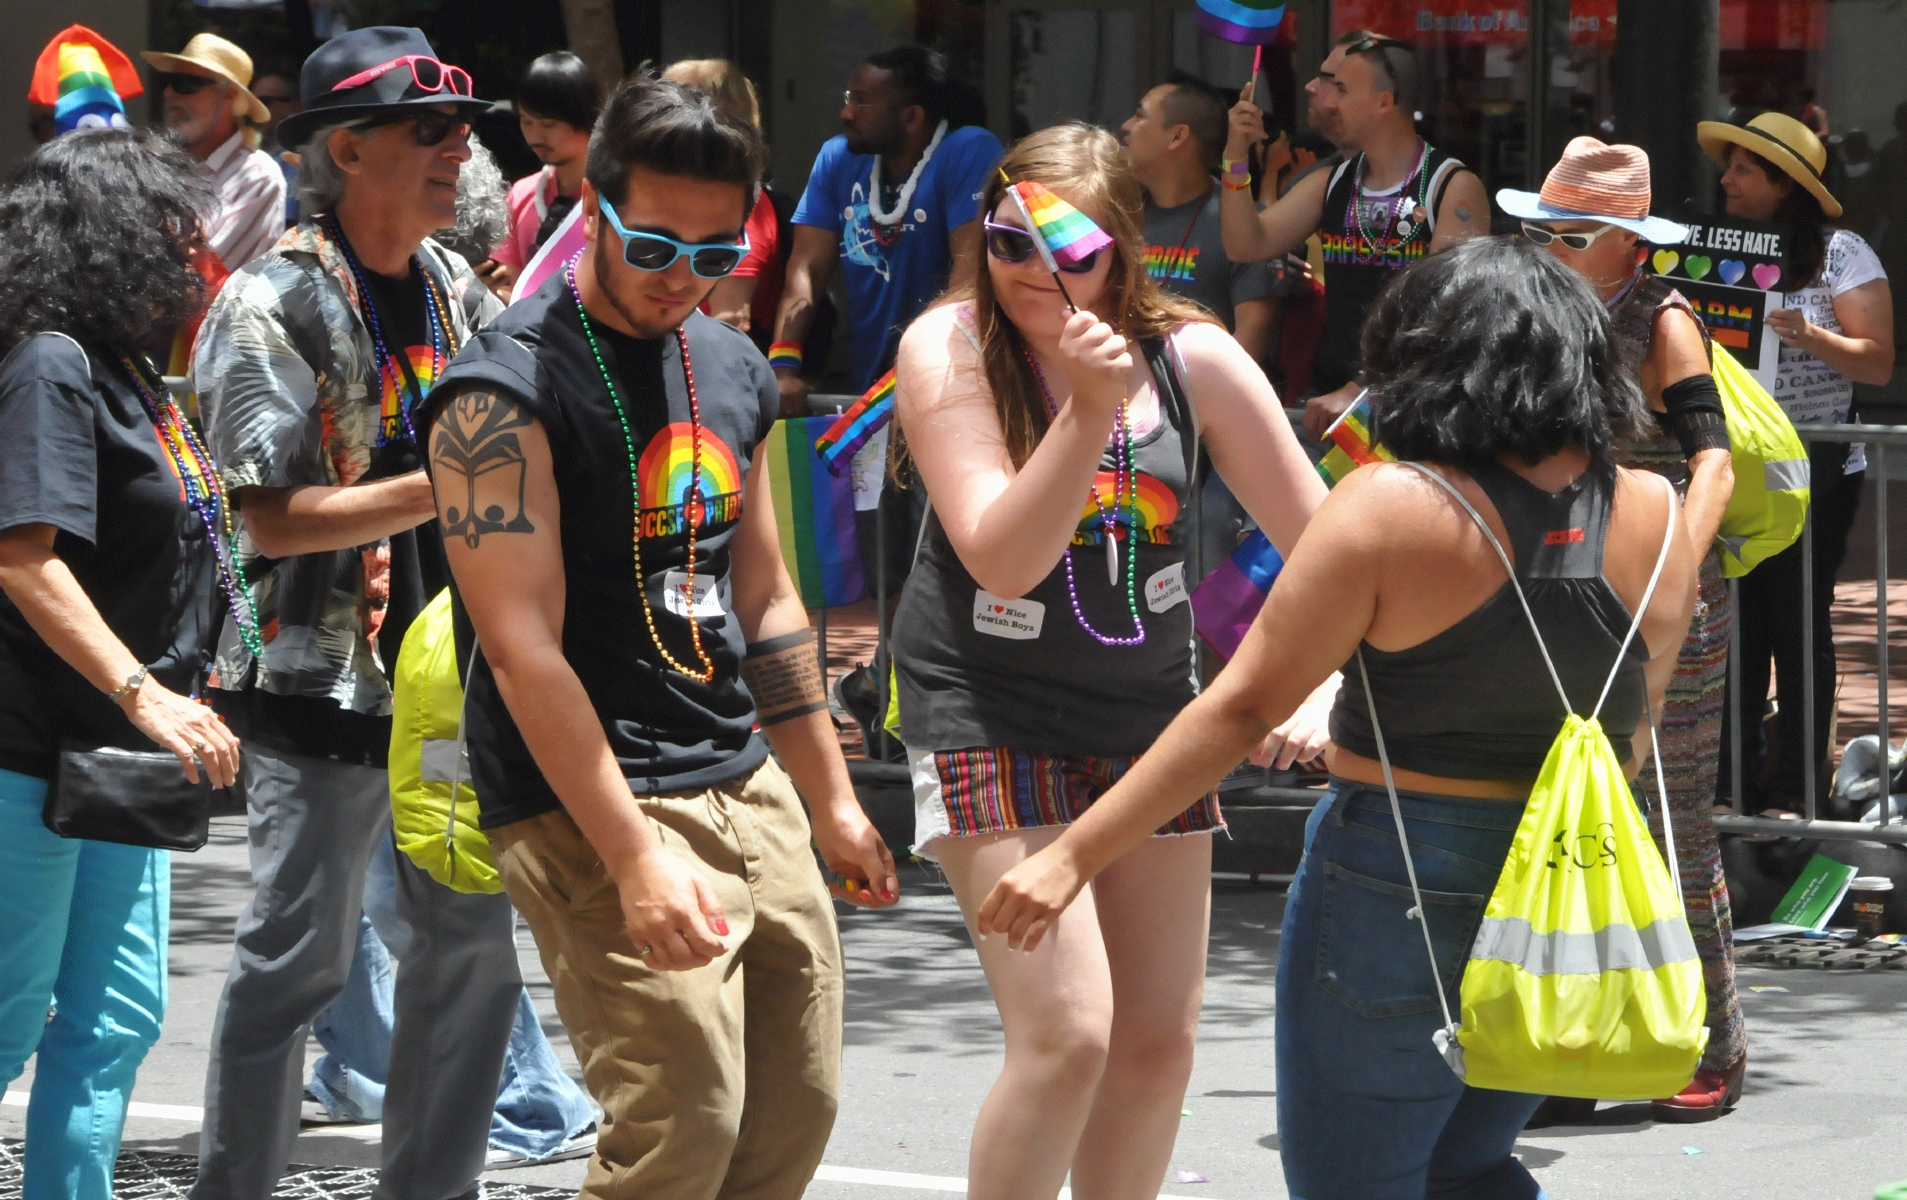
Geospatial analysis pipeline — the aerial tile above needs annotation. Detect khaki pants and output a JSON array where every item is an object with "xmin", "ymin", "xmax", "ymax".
[{"xmin": 488, "ymin": 758, "xmax": 843, "ymax": 1200}]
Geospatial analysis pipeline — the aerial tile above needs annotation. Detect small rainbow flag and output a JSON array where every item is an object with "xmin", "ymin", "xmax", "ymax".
[
  {"xmin": 1317, "ymin": 392, "xmax": 1393, "ymax": 487},
  {"xmin": 765, "ymin": 415, "xmax": 866, "ymax": 609},
  {"xmin": 1195, "ymin": 0, "xmax": 1289, "ymax": 44},
  {"xmin": 1009, "ymin": 181, "xmax": 1113, "ymax": 268},
  {"xmin": 815, "ymin": 369, "xmax": 896, "ymax": 476}
]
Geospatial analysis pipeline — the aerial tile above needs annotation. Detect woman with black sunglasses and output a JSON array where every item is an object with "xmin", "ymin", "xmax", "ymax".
[{"xmin": 889, "ymin": 122, "xmax": 1328, "ymax": 1199}]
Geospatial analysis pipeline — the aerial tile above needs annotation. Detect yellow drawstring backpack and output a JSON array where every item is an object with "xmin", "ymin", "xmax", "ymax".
[
  {"xmin": 389, "ymin": 588, "xmax": 501, "ymax": 894},
  {"xmin": 1359, "ymin": 463, "xmax": 1706, "ymax": 1100},
  {"xmin": 1709, "ymin": 345, "xmax": 1809, "ymax": 577}
]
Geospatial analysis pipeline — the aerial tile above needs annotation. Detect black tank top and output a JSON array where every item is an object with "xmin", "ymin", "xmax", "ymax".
[
  {"xmin": 1330, "ymin": 460, "xmax": 1653, "ymax": 780},
  {"xmin": 1312, "ymin": 146, "xmax": 1464, "ymax": 395}
]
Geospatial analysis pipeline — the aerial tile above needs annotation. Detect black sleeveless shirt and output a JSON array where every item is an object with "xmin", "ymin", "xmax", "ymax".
[{"xmin": 1330, "ymin": 460, "xmax": 1650, "ymax": 780}]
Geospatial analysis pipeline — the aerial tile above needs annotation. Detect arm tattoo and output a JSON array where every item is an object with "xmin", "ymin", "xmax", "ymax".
[
  {"xmin": 739, "ymin": 629, "xmax": 829, "ymax": 727},
  {"xmin": 1454, "ymin": 205, "xmax": 1475, "ymax": 223},
  {"xmin": 431, "ymin": 389, "xmax": 537, "ymax": 548}
]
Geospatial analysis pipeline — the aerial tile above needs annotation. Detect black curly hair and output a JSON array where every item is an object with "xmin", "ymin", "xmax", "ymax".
[
  {"xmin": 1361, "ymin": 236, "xmax": 1648, "ymax": 477},
  {"xmin": 0, "ymin": 128, "xmax": 213, "ymax": 357}
]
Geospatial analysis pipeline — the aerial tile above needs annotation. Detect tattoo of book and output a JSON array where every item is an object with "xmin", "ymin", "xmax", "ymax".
[
  {"xmin": 740, "ymin": 630, "xmax": 829, "ymax": 726},
  {"xmin": 432, "ymin": 389, "xmax": 536, "ymax": 548}
]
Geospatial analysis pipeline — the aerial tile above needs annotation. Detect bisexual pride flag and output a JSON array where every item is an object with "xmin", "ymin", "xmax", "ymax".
[
  {"xmin": 1008, "ymin": 181, "xmax": 1113, "ymax": 267},
  {"xmin": 1317, "ymin": 392, "xmax": 1393, "ymax": 487},
  {"xmin": 765, "ymin": 415, "xmax": 866, "ymax": 609},
  {"xmin": 1196, "ymin": 0, "xmax": 1288, "ymax": 44},
  {"xmin": 815, "ymin": 368, "xmax": 896, "ymax": 476}
]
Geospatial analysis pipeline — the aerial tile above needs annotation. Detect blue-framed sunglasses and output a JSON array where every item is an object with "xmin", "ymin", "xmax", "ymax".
[{"xmin": 596, "ymin": 194, "xmax": 749, "ymax": 278}]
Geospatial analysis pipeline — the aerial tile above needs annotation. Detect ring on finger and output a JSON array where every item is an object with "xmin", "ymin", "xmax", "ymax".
[
  {"xmin": 634, "ymin": 944, "xmax": 653, "ymax": 958},
  {"xmin": 191, "ymin": 738, "xmax": 209, "ymax": 752}
]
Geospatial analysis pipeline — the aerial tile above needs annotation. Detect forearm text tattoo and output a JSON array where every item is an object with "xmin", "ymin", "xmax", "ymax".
[
  {"xmin": 740, "ymin": 629, "xmax": 830, "ymax": 727},
  {"xmin": 432, "ymin": 389, "xmax": 537, "ymax": 548}
]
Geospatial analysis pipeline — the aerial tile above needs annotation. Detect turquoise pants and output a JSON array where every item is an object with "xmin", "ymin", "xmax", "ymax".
[{"xmin": 0, "ymin": 766, "xmax": 169, "ymax": 1200}]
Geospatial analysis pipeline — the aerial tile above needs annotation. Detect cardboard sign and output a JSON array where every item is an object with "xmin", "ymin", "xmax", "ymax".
[{"xmin": 1644, "ymin": 214, "xmax": 1788, "ymax": 388}]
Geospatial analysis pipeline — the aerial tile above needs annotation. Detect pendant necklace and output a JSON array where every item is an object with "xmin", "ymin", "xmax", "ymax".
[
  {"xmin": 122, "ymin": 356, "xmax": 265, "ymax": 661},
  {"xmin": 1025, "ymin": 348, "xmax": 1144, "ymax": 646},
  {"xmin": 1350, "ymin": 138, "xmax": 1429, "ymax": 263},
  {"xmin": 565, "ymin": 253, "xmax": 718, "ymax": 683},
  {"xmin": 866, "ymin": 120, "xmax": 948, "ymax": 246}
]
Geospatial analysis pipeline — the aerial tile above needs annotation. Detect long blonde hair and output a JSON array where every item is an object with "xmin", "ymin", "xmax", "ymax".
[
  {"xmin": 660, "ymin": 59, "xmax": 762, "ymax": 132},
  {"xmin": 950, "ymin": 123, "xmax": 1217, "ymax": 468}
]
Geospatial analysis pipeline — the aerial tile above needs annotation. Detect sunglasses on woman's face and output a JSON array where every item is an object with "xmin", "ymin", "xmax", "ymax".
[
  {"xmin": 983, "ymin": 219, "xmax": 1101, "ymax": 274},
  {"xmin": 354, "ymin": 109, "xmax": 470, "ymax": 148},
  {"xmin": 157, "ymin": 72, "xmax": 217, "ymax": 96},
  {"xmin": 1520, "ymin": 221, "xmax": 1620, "ymax": 251}
]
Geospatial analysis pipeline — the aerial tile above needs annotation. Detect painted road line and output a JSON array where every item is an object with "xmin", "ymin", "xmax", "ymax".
[
  {"xmin": 5, "ymin": 1091, "xmax": 202, "ymax": 1123},
  {"xmin": 811, "ymin": 1164, "xmax": 1221, "ymax": 1199}
]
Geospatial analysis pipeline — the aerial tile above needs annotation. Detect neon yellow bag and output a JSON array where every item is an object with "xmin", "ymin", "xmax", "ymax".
[
  {"xmin": 1360, "ymin": 464, "xmax": 1706, "ymax": 1100},
  {"xmin": 1710, "ymin": 345, "xmax": 1809, "ymax": 578},
  {"xmin": 389, "ymin": 589, "xmax": 502, "ymax": 894}
]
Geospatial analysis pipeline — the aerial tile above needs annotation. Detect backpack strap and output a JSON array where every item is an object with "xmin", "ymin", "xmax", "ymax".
[{"xmin": 1591, "ymin": 474, "xmax": 1679, "ymax": 721}]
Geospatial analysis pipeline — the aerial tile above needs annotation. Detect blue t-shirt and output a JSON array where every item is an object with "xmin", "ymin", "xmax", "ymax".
[{"xmin": 793, "ymin": 125, "xmax": 1004, "ymax": 392}]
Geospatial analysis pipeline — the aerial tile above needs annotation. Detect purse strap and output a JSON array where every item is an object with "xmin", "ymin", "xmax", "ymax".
[{"xmin": 1354, "ymin": 462, "xmax": 1682, "ymax": 1076}]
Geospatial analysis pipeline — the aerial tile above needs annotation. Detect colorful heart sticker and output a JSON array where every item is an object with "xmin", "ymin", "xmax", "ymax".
[
  {"xmin": 1717, "ymin": 259, "xmax": 1746, "ymax": 286},
  {"xmin": 1683, "ymin": 255, "xmax": 1712, "ymax": 281},
  {"xmin": 1651, "ymin": 250, "xmax": 1679, "ymax": 276},
  {"xmin": 1752, "ymin": 263, "xmax": 1782, "ymax": 290}
]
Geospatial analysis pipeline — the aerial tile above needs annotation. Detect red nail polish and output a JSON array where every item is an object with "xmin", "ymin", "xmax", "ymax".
[{"xmin": 713, "ymin": 919, "xmax": 730, "ymax": 936}]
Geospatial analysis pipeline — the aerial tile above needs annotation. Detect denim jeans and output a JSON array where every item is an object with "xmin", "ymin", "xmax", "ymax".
[
  {"xmin": 307, "ymin": 831, "xmax": 595, "ymax": 1158},
  {"xmin": 0, "ymin": 767, "xmax": 168, "ymax": 1200},
  {"xmin": 1276, "ymin": 782, "xmax": 1551, "ymax": 1200}
]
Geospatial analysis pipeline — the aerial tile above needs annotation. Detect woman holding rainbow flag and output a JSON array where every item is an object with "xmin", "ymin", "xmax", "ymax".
[{"xmin": 889, "ymin": 123, "xmax": 1328, "ymax": 1198}]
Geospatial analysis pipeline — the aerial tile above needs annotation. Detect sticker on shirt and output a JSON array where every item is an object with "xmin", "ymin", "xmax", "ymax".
[
  {"xmin": 636, "ymin": 422, "xmax": 745, "ymax": 539},
  {"xmin": 1145, "ymin": 563, "xmax": 1188, "ymax": 613},
  {"xmin": 663, "ymin": 570, "xmax": 725, "ymax": 618},
  {"xmin": 973, "ymin": 590, "xmax": 1045, "ymax": 640}
]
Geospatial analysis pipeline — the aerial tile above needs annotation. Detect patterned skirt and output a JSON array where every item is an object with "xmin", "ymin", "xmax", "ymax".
[{"xmin": 907, "ymin": 746, "xmax": 1223, "ymax": 858}]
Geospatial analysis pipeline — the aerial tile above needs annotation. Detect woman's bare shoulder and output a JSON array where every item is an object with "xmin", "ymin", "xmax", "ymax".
[{"xmin": 896, "ymin": 302, "xmax": 986, "ymax": 415}]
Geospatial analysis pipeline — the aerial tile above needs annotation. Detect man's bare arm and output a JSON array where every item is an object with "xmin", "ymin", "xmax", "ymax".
[
  {"xmin": 429, "ymin": 388, "xmax": 728, "ymax": 970},
  {"xmin": 1428, "ymin": 169, "xmax": 1492, "ymax": 253},
  {"xmin": 236, "ymin": 474, "xmax": 438, "ymax": 559},
  {"xmin": 1231, "ymin": 297, "xmax": 1278, "ymax": 369}
]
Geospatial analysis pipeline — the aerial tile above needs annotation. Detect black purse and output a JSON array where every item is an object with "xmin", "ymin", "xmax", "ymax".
[{"xmin": 43, "ymin": 740, "xmax": 215, "ymax": 851}]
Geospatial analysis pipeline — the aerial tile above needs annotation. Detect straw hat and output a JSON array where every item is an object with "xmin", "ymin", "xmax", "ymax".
[
  {"xmin": 1496, "ymin": 136, "xmax": 1690, "ymax": 245},
  {"xmin": 1697, "ymin": 112, "xmax": 1842, "ymax": 220},
  {"xmin": 141, "ymin": 33, "xmax": 268, "ymax": 124}
]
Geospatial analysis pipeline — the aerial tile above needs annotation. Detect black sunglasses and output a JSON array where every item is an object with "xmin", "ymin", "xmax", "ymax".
[
  {"xmin": 353, "ymin": 109, "xmax": 469, "ymax": 147},
  {"xmin": 983, "ymin": 219, "xmax": 1101, "ymax": 274},
  {"xmin": 156, "ymin": 72, "xmax": 218, "ymax": 96}
]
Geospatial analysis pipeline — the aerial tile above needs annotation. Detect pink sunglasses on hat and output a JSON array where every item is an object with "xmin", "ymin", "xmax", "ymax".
[{"xmin": 331, "ymin": 54, "xmax": 473, "ymax": 98}]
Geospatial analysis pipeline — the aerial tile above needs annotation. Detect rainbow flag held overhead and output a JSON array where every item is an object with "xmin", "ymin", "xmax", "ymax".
[
  {"xmin": 815, "ymin": 369, "xmax": 896, "ymax": 477},
  {"xmin": 1009, "ymin": 181, "xmax": 1113, "ymax": 268},
  {"xmin": 1317, "ymin": 392, "xmax": 1393, "ymax": 487},
  {"xmin": 1195, "ymin": 0, "xmax": 1289, "ymax": 44},
  {"xmin": 765, "ymin": 415, "xmax": 866, "ymax": 609}
]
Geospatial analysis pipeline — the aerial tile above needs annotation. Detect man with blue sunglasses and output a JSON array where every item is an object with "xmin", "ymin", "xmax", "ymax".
[{"xmin": 419, "ymin": 77, "xmax": 896, "ymax": 1200}]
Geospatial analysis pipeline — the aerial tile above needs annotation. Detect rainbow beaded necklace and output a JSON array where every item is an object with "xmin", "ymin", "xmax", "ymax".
[
  {"xmin": 1024, "ymin": 348, "xmax": 1145, "ymax": 647},
  {"xmin": 564, "ymin": 254, "xmax": 718, "ymax": 683},
  {"xmin": 326, "ymin": 214, "xmax": 457, "ymax": 447},
  {"xmin": 121, "ymin": 357, "xmax": 264, "ymax": 660}
]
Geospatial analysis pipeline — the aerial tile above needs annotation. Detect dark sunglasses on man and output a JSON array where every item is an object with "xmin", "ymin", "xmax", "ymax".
[
  {"xmin": 155, "ymin": 71, "xmax": 218, "ymax": 96},
  {"xmin": 983, "ymin": 219, "xmax": 1101, "ymax": 274},
  {"xmin": 352, "ymin": 109, "xmax": 471, "ymax": 148}
]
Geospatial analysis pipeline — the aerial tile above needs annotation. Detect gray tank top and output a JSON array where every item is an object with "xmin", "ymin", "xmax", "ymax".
[
  {"xmin": 893, "ymin": 329, "xmax": 1200, "ymax": 757},
  {"xmin": 1331, "ymin": 460, "xmax": 1659, "ymax": 780}
]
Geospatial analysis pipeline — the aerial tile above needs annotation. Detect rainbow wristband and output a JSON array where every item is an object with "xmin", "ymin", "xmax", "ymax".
[
  {"xmin": 1221, "ymin": 156, "xmax": 1250, "ymax": 180},
  {"xmin": 767, "ymin": 341, "xmax": 803, "ymax": 372}
]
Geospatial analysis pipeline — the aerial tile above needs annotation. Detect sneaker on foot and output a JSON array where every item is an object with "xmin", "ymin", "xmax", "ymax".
[
  {"xmin": 299, "ymin": 1091, "xmax": 369, "ymax": 1126},
  {"xmin": 487, "ymin": 1127, "xmax": 599, "ymax": 1168}
]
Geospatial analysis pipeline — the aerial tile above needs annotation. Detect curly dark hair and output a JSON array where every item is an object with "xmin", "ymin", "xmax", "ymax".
[
  {"xmin": 0, "ymin": 128, "xmax": 213, "ymax": 357},
  {"xmin": 1361, "ymin": 236, "xmax": 1648, "ymax": 476}
]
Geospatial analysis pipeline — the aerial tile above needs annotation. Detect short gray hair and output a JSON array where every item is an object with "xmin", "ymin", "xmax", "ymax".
[
  {"xmin": 432, "ymin": 135, "xmax": 510, "ymax": 265},
  {"xmin": 292, "ymin": 122, "xmax": 353, "ymax": 219}
]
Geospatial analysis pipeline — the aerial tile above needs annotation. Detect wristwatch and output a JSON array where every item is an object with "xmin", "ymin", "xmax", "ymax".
[{"xmin": 109, "ymin": 664, "xmax": 148, "ymax": 705}]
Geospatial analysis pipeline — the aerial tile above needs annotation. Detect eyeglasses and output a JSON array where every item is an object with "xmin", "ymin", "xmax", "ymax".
[
  {"xmin": 332, "ymin": 54, "xmax": 473, "ymax": 100},
  {"xmin": 843, "ymin": 90, "xmax": 898, "ymax": 110},
  {"xmin": 156, "ymin": 72, "xmax": 218, "ymax": 96},
  {"xmin": 983, "ymin": 219, "xmax": 1101, "ymax": 274},
  {"xmin": 1520, "ymin": 221, "xmax": 1621, "ymax": 251},
  {"xmin": 352, "ymin": 109, "xmax": 470, "ymax": 147},
  {"xmin": 596, "ymin": 194, "xmax": 749, "ymax": 278}
]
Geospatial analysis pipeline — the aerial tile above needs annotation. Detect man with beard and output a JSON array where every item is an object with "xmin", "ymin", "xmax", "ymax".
[
  {"xmin": 485, "ymin": 51, "xmax": 602, "ymax": 301},
  {"xmin": 142, "ymin": 33, "xmax": 285, "ymax": 271},
  {"xmin": 770, "ymin": 46, "xmax": 1002, "ymax": 413},
  {"xmin": 419, "ymin": 77, "xmax": 897, "ymax": 1198}
]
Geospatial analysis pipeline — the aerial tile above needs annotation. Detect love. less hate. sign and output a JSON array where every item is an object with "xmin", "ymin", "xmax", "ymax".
[{"xmin": 1644, "ymin": 213, "xmax": 1788, "ymax": 387}]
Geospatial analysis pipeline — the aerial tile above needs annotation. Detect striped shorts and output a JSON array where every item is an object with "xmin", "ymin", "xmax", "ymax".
[{"xmin": 908, "ymin": 745, "xmax": 1223, "ymax": 859}]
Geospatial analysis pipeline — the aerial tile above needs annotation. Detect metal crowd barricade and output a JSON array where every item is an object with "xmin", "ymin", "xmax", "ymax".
[
  {"xmin": 803, "ymin": 394, "xmax": 880, "ymax": 734},
  {"xmin": 1712, "ymin": 421, "xmax": 1907, "ymax": 846}
]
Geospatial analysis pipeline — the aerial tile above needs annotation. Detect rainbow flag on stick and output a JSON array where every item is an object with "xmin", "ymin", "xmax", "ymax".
[
  {"xmin": 1007, "ymin": 181, "xmax": 1114, "ymax": 268},
  {"xmin": 1316, "ymin": 392, "xmax": 1393, "ymax": 487},
  {"xmin": 815, "ymin": 369, "xmax": 896, "ymax": 477},
  {"xmin": 765, "ymin": 415, "xmax": 866, "ymax": 609},
  {"xmin": 1195, "ymin": 0, "xmax": 1288, "ymax": 44}
]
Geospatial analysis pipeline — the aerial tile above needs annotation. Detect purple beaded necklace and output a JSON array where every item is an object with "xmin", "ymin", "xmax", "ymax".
[{"xmin": 1024, "ymin": 348, "xmax": 1144, "ymax": 647}]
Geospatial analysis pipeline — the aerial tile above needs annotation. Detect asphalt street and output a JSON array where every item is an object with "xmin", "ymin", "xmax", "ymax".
[{"xmin": 5, "ymin": 815, "xmax": 1907, "ymax": 1199}]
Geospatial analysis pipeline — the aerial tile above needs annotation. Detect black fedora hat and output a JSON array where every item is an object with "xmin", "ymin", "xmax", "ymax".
[{"xmin": 277, "ymin": 26, "xmax": 489, "ymax": 148}]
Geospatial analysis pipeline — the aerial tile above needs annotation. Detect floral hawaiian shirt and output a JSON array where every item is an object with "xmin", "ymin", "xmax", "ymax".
[{"xmin": 195, "ymin": 219, "xmax": 500, "ymax": 715}]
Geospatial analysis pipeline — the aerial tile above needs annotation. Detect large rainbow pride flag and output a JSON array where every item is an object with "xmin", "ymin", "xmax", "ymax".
[
  {"xmin": 764, "ymin": 415, "xmax": 866, "ymax": 609},
  {"xmin": 1195, "ymin": 0, "xmax": 1288, "ymax": 44}
]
